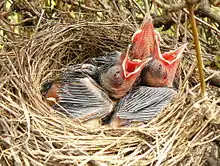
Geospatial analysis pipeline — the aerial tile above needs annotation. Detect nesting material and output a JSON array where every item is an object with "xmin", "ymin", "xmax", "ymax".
[{"xmin": 0, "ymin": 19, "xmax": 220, "ymax": 166}]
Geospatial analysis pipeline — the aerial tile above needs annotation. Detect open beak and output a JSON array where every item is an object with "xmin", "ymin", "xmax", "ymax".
[
  {"xmin": 131, "ymin": 14, "xmax": 153, "ymax": 42},
  {"xmin": 159, "ymin": 43, "xmax": 188, "ymax": 65},
  {"xmin": 130, "ymin": 14, "xmax": 159, "ymax": 60},
  {"xmin": 122, "ymin": 44, "xmax": 152, "ymax": 78}
]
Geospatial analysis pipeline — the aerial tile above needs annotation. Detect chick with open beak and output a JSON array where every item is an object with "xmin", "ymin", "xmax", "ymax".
[
  {"xmin": 141, "ymin": 40, "xmax": 188, "ymax": 87},
  {"xmin": 91, "ymin": 14, "xmax": 159, "ymax": 68},
  {"xmin": 100, "ymin": 44, "xmax": 152, "ymax": 99},
  {"xmin": 130, "ymin": 14, "xmax": 161, "ymax": 60},
  {"xmin": 109, "ymin": 14, "xmax": 188, "ymax": 127},
  {"xmin": 44, "ymin": 44, "xmax": 151, "ymax": 128},
  {"xmin": 110, "ymin": 42, "xmax": 187, "ymax": 127}
]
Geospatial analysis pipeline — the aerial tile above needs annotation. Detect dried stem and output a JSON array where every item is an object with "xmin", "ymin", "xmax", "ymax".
[{"xmin": 187, "ymin": 4, "xmax": 206, "ymax": 96}]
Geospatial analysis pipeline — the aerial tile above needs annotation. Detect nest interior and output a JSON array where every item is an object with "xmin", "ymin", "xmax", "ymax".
[{"xmin": 0, "ymin": 1, "xmax": 220, "ymax": 166}]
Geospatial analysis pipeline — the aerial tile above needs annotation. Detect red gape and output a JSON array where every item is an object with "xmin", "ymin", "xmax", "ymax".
[
  {"xmin": 44, "ymin": 44, "xmax": 151, "ymax": 124},
  {"xmin": 141, "ymin": 38, "xmax": 187, "ymax": 87},
  {"xmin": 44, "ymin": 13, "xmax": 187, "ymax": 125},
  {"xmin": 110, "ymin": 14, "xmax": 188, "ymax": 127},
  {"xmin": 130, "ymin": 14, "xmax": 160, "ymax": 60},
  {"xmin": 129, "ymin": 14, "xmax": 187, "ymax": 87},
  {"xmin": 100, "ymin": 45, "xmax": 152, "ymax": 99}
]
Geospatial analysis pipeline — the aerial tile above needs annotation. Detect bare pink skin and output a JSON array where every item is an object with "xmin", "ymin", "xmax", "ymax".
[
  {"xmin": 141, "ymin": 59, "xmax": 168, "ymax": 87},
  {"xmin": 129, "ymin": 14, "xmax": 187, "ymax": 87},
  {"xmin": 100, "ymin": 45, "xmax": 152, "ymax": 99},
  {"xmin": 130, "ymin": 14, "xmax": 159, "ymax": 60},
  {"xmin": 110, "ymin": 16, "xmax": 187, "ymax": 127},
  {"xmin": 100, "ymin": 14, "xmax": 160, "ymax": 95},
  {"xmin": 142, "ymin": 42, "xmax": 187, "ymax": 87}
]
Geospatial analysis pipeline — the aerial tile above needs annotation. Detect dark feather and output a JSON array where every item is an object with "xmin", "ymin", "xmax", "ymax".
[
  {"xmin": 90, "ymin": 51, "xmax": 121, "ymax": 67},
  {"xmin": 53, "ymin": 64, "xmax": 114, "ymax": 122},
  {"xmin": 114, "ymin": 86, "xmax": 177, "ymax": 122},
  {"xmin": 60, "ymin": 64, "xmax": 100, "ymax": 83}
]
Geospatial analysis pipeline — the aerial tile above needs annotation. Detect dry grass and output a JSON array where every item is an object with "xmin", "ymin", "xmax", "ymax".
[{"xmin": 1, "ymin": 3, "xmax": 220, "ymax": 166}]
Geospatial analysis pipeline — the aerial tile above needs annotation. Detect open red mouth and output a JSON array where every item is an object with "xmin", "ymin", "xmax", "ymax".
[
  {"xmin": 131, "ymin": 14, "xmax": 154, "ymax": 45},
  {"xmin": 159, "ymin": 43, "xmax": 187, "ymax": 65},
  {"xmin": 122, "ymin": 45, "xmax": 152, "ymax": 78},
  {"xmin": 130, "ymin": 15, "xmax": 158, "ymax": 60}
]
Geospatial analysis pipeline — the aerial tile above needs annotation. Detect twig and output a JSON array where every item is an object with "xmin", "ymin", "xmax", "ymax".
[
  {"xmin": 143, "ymin": 0, "xmax": 150, "ymax": 14},
  {"xmin": 153, "ymin": 0, "xmax": 199, "ymax": 12},
  {"xmin": 153, "ymin": 0, "xmax": 220, "ymax": 35},
  {"xmin": 96, "ymin": 0, "xmax": 109, "ymax": 10},
  {"xmin": 183, "ymin": 13, "xmax": 188, "ymax": 43},
  {"xmin": 0, "ymin": 26, "xmax": 28, "ymax": 38},
  {"xmin": 187, "ymin": 4, "xmax": 206, "ymax": 96},
  {"xmin": 131, "ymin": 0, "xmax": 145, "ymax": 16},
  {"xmin": 34, "ymin": 9, "xmax": 45, "ymax": 34},
  {"xmin": 112, "ymin": 0, "xmax": 121, "ymax": 15},
  {"xmin": 0, "ymin": 16, "xmax": 38, "ymax": 26},
  {"xmin": 72, "ymin": 1, "xmax": 106, "ymax": 12},
  {"xmin": 198, "ymin": 0, "xmax": 220, "ymax": 25},
  {"xmin": 174, "ymin": 11, "xmax": 182, "ymax": 47},
  {"xmin": 128, "ymin": 0, "xmax": 137, "ymax": 23},
  {"xmin": 183, "ymin": 8, "xmax": 220, "ymax": 35}
]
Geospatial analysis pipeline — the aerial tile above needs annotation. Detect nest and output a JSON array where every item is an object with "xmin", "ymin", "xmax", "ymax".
[{"xmin": 1, "ymin": 2, "xmax": 220, "ymax": 166}]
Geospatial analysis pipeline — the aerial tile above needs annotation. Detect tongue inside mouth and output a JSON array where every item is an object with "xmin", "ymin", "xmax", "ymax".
[
  {"xmin": 126, "ymin": 59, "xmax": 142, "ymax": 73},
  {"xmin": 122, "ymin": 44, "xmax": 151, "ymax": 78},
  {"xmin": 160, "ymin": 43, "xmax": 188, "ymax": 65},
  {"xmin": 123, "ymin": 57, "xmax": 148, "ymax": 78},
  {"xmin": 123, "ymin": 59, "xmax": 143, "ymax": 78},
  {"xmin": 163, "ymin": 53, "xmax": 176, "ymax": 61}
]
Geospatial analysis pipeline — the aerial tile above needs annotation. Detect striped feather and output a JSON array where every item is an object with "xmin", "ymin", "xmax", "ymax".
[
  {"xmin": 90, "ymin": 51, "xmax": 121, "ymax": 67},
  {"xmin": 115, "ymin": 86, "xmax": 177, "ymax": 122},
  {"xmin": 53, "ymin": 64, "xmax": 114, "ymax": 122}
]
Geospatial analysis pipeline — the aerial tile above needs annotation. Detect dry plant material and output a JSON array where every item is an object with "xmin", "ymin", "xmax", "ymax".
[
  {"xmin": 187, "ymin": 3, "xmax": 206, "ymax": 96},
  {"xmin": 0, "ymin": 0, "xmax": 220, "ymax": 165}
]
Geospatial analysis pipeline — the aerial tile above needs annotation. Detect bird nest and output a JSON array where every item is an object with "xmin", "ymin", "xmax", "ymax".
[{"xmin": 1, "ymin": 9, "xmax": 220, "ymax": 166}]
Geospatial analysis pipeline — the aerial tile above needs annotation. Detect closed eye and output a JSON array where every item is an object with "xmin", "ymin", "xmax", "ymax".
[{"xmin": 114, "ymin": 71, "xmax": 120, "ymax": 78}]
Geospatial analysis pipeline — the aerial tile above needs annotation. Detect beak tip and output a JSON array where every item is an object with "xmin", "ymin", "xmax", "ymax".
[{"xmin": 179, "ymin": 43, "xmax": 188, "ymax": 52}]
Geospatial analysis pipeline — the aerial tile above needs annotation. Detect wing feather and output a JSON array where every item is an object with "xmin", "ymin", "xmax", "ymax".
[
  {"xmin": 115, "ymin": 86, "xmax": 177, "ymax": 122},
  {"xmin": 90, "ymin": 51, "xmax": 121, "ymax": 67},
  {"xmin": 53, "ymin": 65, "xmax": 114, "ymax": 122}
]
